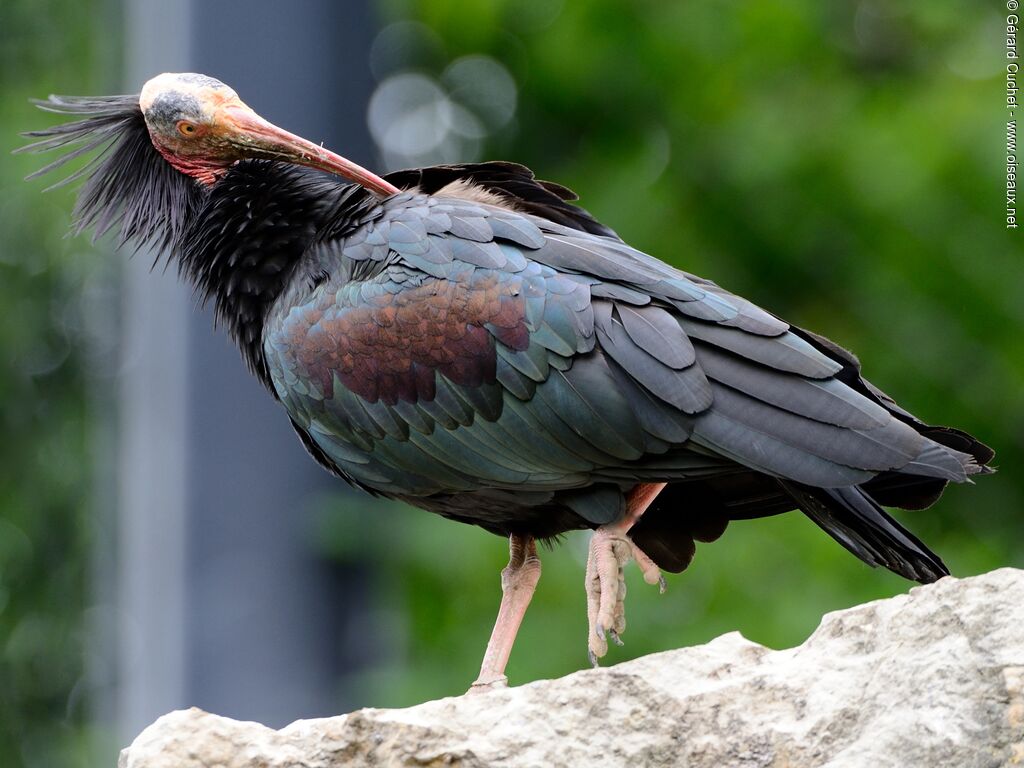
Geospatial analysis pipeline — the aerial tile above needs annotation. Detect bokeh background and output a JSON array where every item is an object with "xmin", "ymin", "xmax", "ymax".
[{"xmin": 1, "ymin": 0, "xmax": 1021, "ymax": 765}]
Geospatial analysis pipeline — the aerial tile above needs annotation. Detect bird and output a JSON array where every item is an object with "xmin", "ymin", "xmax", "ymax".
[{"xmin": 20, "ymin": 72, "xmax": 994, "ymax": 691}]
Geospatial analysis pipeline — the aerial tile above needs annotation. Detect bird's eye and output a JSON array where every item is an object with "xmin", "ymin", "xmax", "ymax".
[{"xmin": 176, "ymin": 120, "xmax": 198, "ymax": 137}]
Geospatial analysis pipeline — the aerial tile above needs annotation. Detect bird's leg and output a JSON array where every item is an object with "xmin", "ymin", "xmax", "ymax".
[
  {"xmin": 469, "ymin": 533, "xmax": 541, "ymax": 693},
  {"xmin": 586, "ymin": 482, "xmax": 667, "ymax": 665}
]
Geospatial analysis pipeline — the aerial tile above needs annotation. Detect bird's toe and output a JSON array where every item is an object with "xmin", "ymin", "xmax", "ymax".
[
  {"xmin": 585, "ymin": 528, "xmax": 633, "ymax": 664},
  {"xmin": 630, "ymin": 538, "xmax": 666, "ymax": 591}
]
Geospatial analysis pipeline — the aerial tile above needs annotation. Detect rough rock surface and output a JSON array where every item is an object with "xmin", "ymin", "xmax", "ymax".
[{"xmin": 119, "ymin": 569, "xmax": 1024, "ymax": 768}]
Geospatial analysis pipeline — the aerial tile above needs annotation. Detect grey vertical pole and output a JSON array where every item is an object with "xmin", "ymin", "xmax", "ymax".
[
  {"xmin": 117, "ymin": 0, "xmax": 193, "ymax": 743},
  {"xmin": 117, "ymin": 0, "xmax": 381, "ymax": 741}
]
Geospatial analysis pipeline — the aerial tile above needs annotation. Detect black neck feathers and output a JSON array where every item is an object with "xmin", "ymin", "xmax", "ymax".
[{"xmin": 178, "ymin": 162, "xmax": 357, "ymax": 384}]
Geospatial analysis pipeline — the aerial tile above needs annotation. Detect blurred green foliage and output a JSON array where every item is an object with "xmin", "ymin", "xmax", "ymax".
[
  {"xmin": 0, "ymin": 1, "xmax": 118, "ymax": 766},
  {"xmin": 345, "ymin": 0, "xmax": 1024, "ymax": 707},
  {"xmin": 1, "ymin": 0, "xmax": 1021, "ymax": 764}
]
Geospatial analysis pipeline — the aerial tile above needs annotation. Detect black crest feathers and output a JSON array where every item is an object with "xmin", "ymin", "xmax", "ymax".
[{"xmin": 17, "ymin": 94, "xmax": 203, "ymax": 251}]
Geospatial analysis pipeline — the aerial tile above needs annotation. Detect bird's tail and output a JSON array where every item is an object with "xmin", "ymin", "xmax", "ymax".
[
  {"xmin": 631, "ymin": 425, "xmax": 994, "ymax": 580},
  {"xmin": 780, "ymin": 481, "xmax": 949, "ymax": 583}
]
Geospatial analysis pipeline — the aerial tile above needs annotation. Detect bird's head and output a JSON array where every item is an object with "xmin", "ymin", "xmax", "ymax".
[
  {"xmin": 136, "ymin": 73, "xmax": 395, "ymax": 193},
  {"xmin": 18, "ymin": 72, "xmax": 396, "ymax": 248}
]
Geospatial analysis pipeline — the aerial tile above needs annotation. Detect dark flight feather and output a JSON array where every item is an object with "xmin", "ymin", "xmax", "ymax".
[{"xmin": 780, "ymin": 481, "xmax": 948, "ymax": 582}]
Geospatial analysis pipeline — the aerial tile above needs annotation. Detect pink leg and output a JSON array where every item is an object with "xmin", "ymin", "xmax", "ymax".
[
  {"xmin": 469, "ymin": 533, "xmax": 541, "ymax": 692},
  {"xmin": 586, "ymin": 482, "xmax": 667, "ymax": 664}
]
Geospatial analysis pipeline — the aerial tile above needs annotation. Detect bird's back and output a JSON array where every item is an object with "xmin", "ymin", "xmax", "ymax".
[{"xmin": 259, "ymin": 162, "xmax": 992, "ymax": 580}]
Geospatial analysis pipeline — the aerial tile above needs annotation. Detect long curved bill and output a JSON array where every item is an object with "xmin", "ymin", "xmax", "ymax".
[{"xmin": 220, "ymin": 105, "xmax": 399, "ymax": 198}]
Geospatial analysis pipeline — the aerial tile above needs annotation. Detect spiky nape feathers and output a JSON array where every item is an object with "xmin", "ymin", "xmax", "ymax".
[{"xmin": 19, "ymin": 94, "xmax": 204, "ymax": 251}]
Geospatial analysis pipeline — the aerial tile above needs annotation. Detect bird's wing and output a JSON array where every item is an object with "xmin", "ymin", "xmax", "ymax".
[
  {"xmin": 513, "ymin": 214, "xmax": 980, "ymax": 487},
  {"xmin": 265, "ymin": 192, "xmax": 978, "ymax": 514}
]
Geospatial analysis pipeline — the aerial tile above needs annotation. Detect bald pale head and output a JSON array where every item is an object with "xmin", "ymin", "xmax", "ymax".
[
  {"xmin": 139, "ymin": 72, "xmax": 240, "ymax": 114},
  {"xmin": 136, "ymin": 72, "xmax": 398, "ymax": 194}
]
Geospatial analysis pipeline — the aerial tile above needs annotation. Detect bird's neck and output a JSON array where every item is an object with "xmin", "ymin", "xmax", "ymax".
[
  {"xmin": 177, "ymin": 162, "xmax": 354, "ymax": 386},
  {"xmin": 153, "ymin": 141, "xmax": 234, "ymax": 186}
]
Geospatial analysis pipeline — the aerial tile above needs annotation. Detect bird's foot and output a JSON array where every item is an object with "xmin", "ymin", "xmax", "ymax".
[{"xmin": 585, "ymin": 527, "xmax": 665, "ymax": 665}]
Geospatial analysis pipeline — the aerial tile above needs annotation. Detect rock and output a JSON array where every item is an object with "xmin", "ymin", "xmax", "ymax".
[{"xmin": 119, "ymin": 569, "xmax": 1024, "ymax": 768}]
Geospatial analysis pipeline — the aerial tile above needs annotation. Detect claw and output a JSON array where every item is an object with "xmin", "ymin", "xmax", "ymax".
[
  {"xmin": 595, "ymin": 622, "xmax": 606, "ymax": 641},
  {"xmin": 658, "ymin": 575, "xmax": 667, "ymax": 594},
  {"xmin": 588, "ymin": 649, "xmax": 600, "ymax": 669},
  {"xmin": 608, "ymin": 628, "xmax": 624, "ymax": 647}
]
